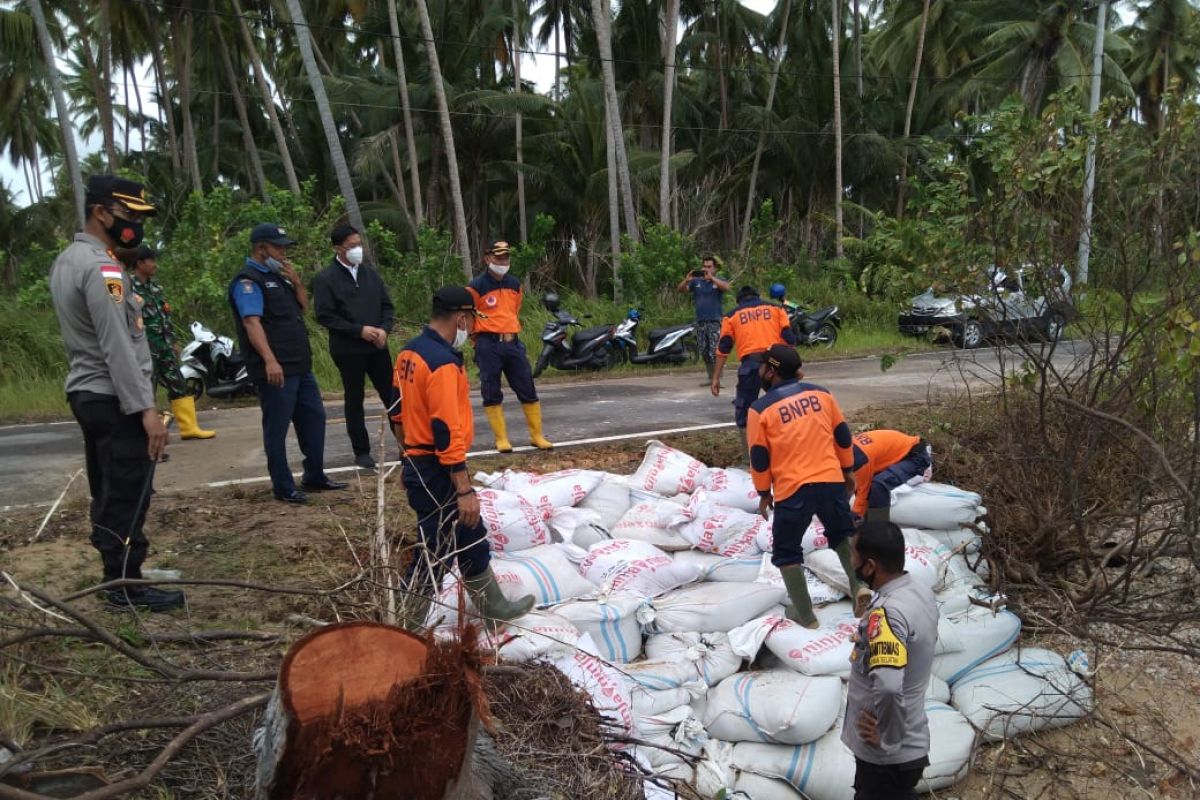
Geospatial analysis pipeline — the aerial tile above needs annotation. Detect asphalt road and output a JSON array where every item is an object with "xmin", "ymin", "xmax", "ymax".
[{"xmin": 0, "ymin": 341, "xmax": 1090, "ymax": 508}]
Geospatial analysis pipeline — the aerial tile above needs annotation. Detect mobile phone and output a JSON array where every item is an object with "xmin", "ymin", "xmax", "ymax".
[{"xmin": 691, "ymin": 270, "xmax": 703, "ymax": 278}]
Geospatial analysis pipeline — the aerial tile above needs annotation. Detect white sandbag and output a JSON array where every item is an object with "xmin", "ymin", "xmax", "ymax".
[
  {"xmin": 503, "ymin": 468, "xmax": 605, "ymax": 507},
  {"xmin": 671, "ymin": 491, "xmax": 765, "ymax": 557},
  {"xmin": 547, "ymin": 506, "xmax": 611, "ymax": 549},
  {"xmin": 890, "ymin": 481, "xmax": 985, "ymax": 529},
  {"xmin": 927, "ymin": 674, "xmax": 951, "ymax": 703},
  {"xmin": 493, "ymin": 544, "xmax": 598, "ymax": 606},
  {"xmin": 645, "ymin": 632, "xmax": 744, "ymax": 685},
  {"xmin": 578, "ymin": 472, "xmax": 632, "ymax": 529},
  {"xmin": 638, "ymin": 582, "xmax": 786, "ymax": 634},
  {"xmin": 727, "ymin": 773, "xmax": 806, "ymax": 800},
  {"xmin": 478, "ymin": 488, "xmax": 554, "ymax": 553},
  {"xmin": 553, "ymin": 634, "xmax": 636, "ymax": 732},
  {"xmin": 703, "ymin": 670, "xmax": 842, "ymax": 745},
  {"xmin": 611, "ymin": 499, "xmax": 693, "ymax": 551},
  {"xmin": 630, "ymin": 439, "xmax": 710, "ymax": 496},
  {"xmin": 495, "ymin": 611, "xmax": 581, "ymax": 662},
  {"xmin": 756, "ymin": 558, "xmax": 846, "ymax": 606},
  {"xmin": 633, "ymin": 685, "xmax": 701, "ymax": 717},
  {"xmin": 950, "ymin": 647, "xmax": 1093, "ymax": 741},
  {"xmin": 553, "ymin": 594, "xmax": 643, "ymax": 663},
  {"xmin": 730, "ymin": 723, "xmax": 855, "ymax": 800},
  {"xmin": 698, "ymin": 467, "xmax": 760, "ymax": 512},
  {"xmin": 579, "ymin": 539, "xmax": 700, "ymax": 598},
  {"xmin": 913, "ymin": 525, "xmax": 983, "ymax": 555},
  {"xmin": 729, "ymin": 602, "xmax": 858, "ymax": 677},
  {"xmin": 754, "ymin": 517, "xmax": 830, "ymax": 556},
  {"xmin": 622, "ymin": 658, "xmax": 710, "ymax": 693},
  {"xmin": 805, "ymin": 540, "xmax": 946, "ymax": 595},
  {"xmin": 934, "ymin": 586, "xmax": 974, "ymax": 616},
  {"xmin": 634, "ymin": 705, "xmax": 708, "ymax": 768},
  {"xmin": 920, "ymin": 700, "xmax": 976, "ymax": 791},
  {"xmin": 673, "ymin": 550, "xmax": 763, "ymax": 584},
  {"xmin": 933, "ymin": 606, "xmax": 1022, "ymax": 685},
  {"xmin": 941, "ymin": 552, "xmax": 990, "ymax": 592}
]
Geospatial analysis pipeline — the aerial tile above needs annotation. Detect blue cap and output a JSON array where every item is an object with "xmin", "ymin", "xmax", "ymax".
[{"xmin": 249, "ymin": 223, "xmax": 297, "ymax": 246}]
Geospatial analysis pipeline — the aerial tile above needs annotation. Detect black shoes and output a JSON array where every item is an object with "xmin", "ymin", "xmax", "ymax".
[
  {"xmin": 105, "ymin": 586, "xmax": 185, "ymax": 612},
  {"xmin": 301, "ymin": 477, "xmax": 349, "ymax": 491},
  {"xmin": 275, "ymin": 489, "xmax": 309, "ymax": 504},
  {"xmin": 354, "ymin": 454, "xmax": 377, "ymax": 471}
]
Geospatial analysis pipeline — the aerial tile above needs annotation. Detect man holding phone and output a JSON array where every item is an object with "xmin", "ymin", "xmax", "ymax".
[
  {"xmin": 229, "ymin": 223, "xmax": 346, "ymax": 503},
  {"xmin": 677, "ymin": 255, "xmax": 730, "ymax": 383}
]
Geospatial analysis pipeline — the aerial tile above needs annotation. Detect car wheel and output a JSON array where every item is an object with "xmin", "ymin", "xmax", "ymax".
[
  {"xmin": 954, "ymin": 319, "xmax": 984, "ymax": 349},
  {"xmin": 1043, "ymin": 311, "xmax": 1066, "ymax": 342},
  {"xmin": 186, "ymin": 377, "xmax": 204, "ymax": 399}
]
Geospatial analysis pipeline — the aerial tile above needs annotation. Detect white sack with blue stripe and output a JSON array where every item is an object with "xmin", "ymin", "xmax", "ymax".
[
  {"xmin": 645, "ymin": 631, "xmax": 744, "ymax": 685},
  {"xmin": 672, "ymin": 550, "xmax": 763, "ymax": 583},
  {"xmin": 579, "ymin": 538, "xmax": 701, "ymax": 597},
  {"xmin": 701, "ymin": 670, "xmax": 841, "ymax": 745},
  {"xmin": 889, "ymin": 481, "xmax": 986, "ymax": 529},
  {"xmin": 490, "ymin": 543, "xmax": 598, "ymax": 606},
  {"xmin": 553, "ymin": 594, "xmax": 644, "ymax": 662},
  {"xmin": 637, "ymin": 581, "xmax": 786, "ymax": 634},
  {"xmin": 932, "ymin": 605, "xmax": 1023, "ymax": 685}
]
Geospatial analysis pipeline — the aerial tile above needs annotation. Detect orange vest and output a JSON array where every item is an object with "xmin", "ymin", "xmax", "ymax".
[
  {"xmin": 850, "ymin": 430, "xmax": 921, "ymax": 516},
  {"xmin": 467, "ymin": 271, "xmax": 523, "ymax": 334},
  {"xmin": 747, "ymin": 380, "xmax": 854, "ymax": 502},
  {"xmin": 717, "ymin": 299, "xmax": 792, "ymax": 359},
  {"xmin": 392, "ymin": 326, "xmax": 474, "ymax": 470}
]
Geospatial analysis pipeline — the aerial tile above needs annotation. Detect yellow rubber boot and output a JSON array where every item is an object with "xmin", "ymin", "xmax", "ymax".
[
  {"xmin": 484, "ymin": 405, "xmax": 513, "ymax": 453},
  {"xmin": 521, "ymin": 402, "xmax": 554, "ymax": 450},
  {"xmin": 171, "ymin": 396, "xmax": 215, "ymax": 440}
]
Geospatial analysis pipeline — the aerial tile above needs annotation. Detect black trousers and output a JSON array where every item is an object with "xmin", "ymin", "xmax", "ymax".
[
  {"xmin": 400, "ymin": 456, "xmax": 491, "ymax": 600},
  {"xmin": 68, "ymin": 391, "xmax": 154, "ymax": 580},
  {"xmin": 853, "ymin": 756, "xmax": 928, "ymax": 800},
  {"xmin": 332, "ymin": 348, "xmax": 397, "ymax": 457}
]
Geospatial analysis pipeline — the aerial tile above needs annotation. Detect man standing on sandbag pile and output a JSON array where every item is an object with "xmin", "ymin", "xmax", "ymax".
[
  {"xmin": 391, "ymin": 287, "xmax": 536, "ymax": 630},
  {"xmin": 747, "ymin": 344, "xmax": 870, "ymax": 627},
  {"xmin": 711, "ymin": 285, "xmax": 795, "ymax": 447},
  {"xmin": 843, "ymin": 521, "xmax": 938, "ymax": 800},
  {"xmin": 850, "ymin": 430, "xmax": 933, "ymax": 524}
]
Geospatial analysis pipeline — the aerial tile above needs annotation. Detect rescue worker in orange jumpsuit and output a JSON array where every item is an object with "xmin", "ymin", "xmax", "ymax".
[
  {"xmin": 711, "ymin": 285, "xmax": 795, "ymax": 447},
  {"xmin": 747, "ymin": 345, "xmax": 871, "ymax": 628},
  {"xmin": 850, "ymin": 430, "xmax": 933, "ymax": 524},
  {"xmin": 467, "ymin": 239, "xmax": 553, "ymax": 453},
  {"xmin": 391, "ymin": 286, "xmax": 535, "ymax": 630}
]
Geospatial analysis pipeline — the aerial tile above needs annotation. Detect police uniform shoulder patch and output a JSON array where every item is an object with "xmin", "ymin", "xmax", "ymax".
[
  {"xmin": 866, "ymin": 607, "xmax": 907, "ymax": 670},
  {"xmin": 240, "ymin": 279, "xmax": 257, "ymax": 294}
]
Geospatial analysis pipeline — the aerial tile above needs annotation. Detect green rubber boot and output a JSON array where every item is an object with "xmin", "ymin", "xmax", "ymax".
[
  {"xmin": 465, "ymin": 567, "xmax": 535, "ymax": 626},
  {"xmin": 779, "ymin": 564, "xmax": 820, "ymax": 629},
  {"xmin": 835, "ymin": 539, "xmax": 873, "ymax": 617}
]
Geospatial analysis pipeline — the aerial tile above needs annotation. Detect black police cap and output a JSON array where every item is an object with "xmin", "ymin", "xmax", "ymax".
[
  {"xmin": 432, "ymin": 286, "xmax": 486, "ymax": 317},
  {"xmin": 85, "ymin": 174, "xmax": 156, "ymax": 214}
]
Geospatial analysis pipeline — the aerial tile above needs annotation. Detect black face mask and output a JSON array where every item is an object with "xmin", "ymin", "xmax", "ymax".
[
  {"xmin": 855, "ymin": 561, "xmax": 875, "ymax": 591},
  {"xmin": 107, "ymin": 215, "xmax": 145, "ymax": 248}
]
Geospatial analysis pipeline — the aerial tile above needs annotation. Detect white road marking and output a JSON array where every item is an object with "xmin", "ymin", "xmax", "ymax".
[{"xmin": 202, "ymin": 421, "xmax": 736, "ymax": 489}]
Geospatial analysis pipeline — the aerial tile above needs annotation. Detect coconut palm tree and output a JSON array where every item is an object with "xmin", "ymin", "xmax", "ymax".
[
  {"xmin": 590, "ymin": 0, "xmax": 638, "ymax": 241},
  {"xmin": 27, "ymin": 0, "xmax": 83, "ymax": 226},
  {"xmin": 1122, "ymin": 0, "xmax": 1200, "ymax": 134},
  {"xmin": 660, "ymin": 0, "xmax": 681, "ymax": 225},
  {"xmin": 385, "ymin": 0, "xmax": 424, "ymax": 223}
]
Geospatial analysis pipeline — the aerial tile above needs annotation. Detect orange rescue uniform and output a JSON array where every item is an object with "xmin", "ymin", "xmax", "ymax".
[
  {"xmin": 717, "ymin": 299, "xmax": 793, "ymax": 359},
  {"xmin": 391, "ymin": 326, "xmax": 473, "ymax": 471},
  {"xmin": 747, "ymin": 380, "xmax": 856, "ymax": 502},
  {"xmin": 467, "ymin": 273, "xmax": 523, "ymax": 334},
  {"xmin": 850, "ymin": 429, "xmax": 922, "ymax": 517}
]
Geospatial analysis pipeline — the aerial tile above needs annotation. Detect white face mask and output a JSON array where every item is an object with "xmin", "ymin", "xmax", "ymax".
[
  {"xmin": 452, "ymin": 325, "xmax": 469, "ymax": 350},
  {"xmin": 344, "ymin": 246, "xmax": 364, "ymax": 266},
  {"xmin": 489, "ymin": 262, "xmax": 510, "ymax": 277}
]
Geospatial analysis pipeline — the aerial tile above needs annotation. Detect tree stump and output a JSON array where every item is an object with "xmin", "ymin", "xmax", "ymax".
[{"xmin": 254, "ymin": 621, "xmax": 479, "ymax": 799}]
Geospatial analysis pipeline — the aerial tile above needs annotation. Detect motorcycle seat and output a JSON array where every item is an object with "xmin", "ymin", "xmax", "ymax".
[
  {"xmin": 575, "ymin": 324, "xmax": 613, "ymax": 341},
  {"xmin": 648, "ymin": 323, "xmax": 693, "ymax": 339},
  {"xmin": 806, "ymin": 306, "xmax": 837, "ymax": 322}
]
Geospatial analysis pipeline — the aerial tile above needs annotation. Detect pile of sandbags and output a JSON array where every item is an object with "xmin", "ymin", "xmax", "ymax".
[{"xmin": 437, "ymin": 439, "xmax": 1092, "ymax": 800}]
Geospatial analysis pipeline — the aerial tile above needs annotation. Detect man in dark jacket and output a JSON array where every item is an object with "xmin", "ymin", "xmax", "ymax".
[
  {"xmin": 229, "ymin": 223, "xmax": 346, "ymax": 503},
  {"xmin": 313, "ymin": 224, "xmax": 398, "ymax": 470}
]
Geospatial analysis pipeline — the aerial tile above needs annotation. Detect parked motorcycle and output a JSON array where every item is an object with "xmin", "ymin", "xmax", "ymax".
[
  {"xmin": 531, "ymin": 294, "xmax": 623, "ymax": 377},
  {"xmin": 612, "ymin": 310, "xmax": 696, "ymax": 365},
  {"xmin": 179, "ymin": 321, "xmax": 256, "ymax": 399},
  {"xmin": 784, "ymin": 303, "xmax": 841, "ymax": 348}
]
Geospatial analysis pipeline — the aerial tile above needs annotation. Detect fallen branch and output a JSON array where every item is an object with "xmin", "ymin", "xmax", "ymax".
[
  {"xmin": 0, "ymin": 692, "xmax": 270, "ymax": 800},
  {"xmin": 60, "ymin": 574, "xmax": 365, "ymax": 603},
  {"xmin": 28, "ymin": 469, "xmax": 83, "ymax": 545}
]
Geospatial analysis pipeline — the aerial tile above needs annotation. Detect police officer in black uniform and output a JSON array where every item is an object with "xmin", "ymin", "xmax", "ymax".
[
  {"xmin": 49, "ymin": 175, "xmax": 183, "ymax": 611},
  {"xmin": 229, "ymin": 223, "xmax": 347, "ymax": 503}
]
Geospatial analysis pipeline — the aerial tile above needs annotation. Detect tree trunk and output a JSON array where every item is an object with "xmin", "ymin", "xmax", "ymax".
[
  {"xmin": 604, "ymin": 106, "xmax": 622, "ymax": 301},
  {"xmin": 513, "ymin": 0, "xmax": 528, "ymax": 243},
  {"xmin": 98, "ymin": 0, "xmax": 119, "ymax": 169},
  {"xmin": 151, "ymin": 42, "xmax": 182, "ymax": 171},
  {"xmin": 389, "ymin": 127, "xmax": 414, "ymax": 225},
  {"xmin": 213, "ymin": 7, "xmax": 269, "ymax": 200},
  {"xmin": 716, "ymin": 2, "xmax": 729, "ymax": 130},
  {"xmin": 284, "ymin": 0, "xmax": 365, "ymax": 232},
  {"xmin": 231, "ymin": 0, "xmax": 302, "ymax": 195},
  {"xmin": 832, "ymin": 0, "xmax": 844, "ymax": 261},
  {"xmin": 173, "ymin": 11, "xmax": 203, "ymax": 194},
  {"xmin": 895, "ymin": 0, "xmax": 931, "ymax": 219},
  {"xmin": 29, "ymin": 0, "xmax": 84, "ymax": 226},
  {"xmin": 658, "ymin": 0, "xmax": 680, "ymax": 226},
  {"xmin": 130, "ymin": 58, "xmax": 145, "ymax": 154},
  {"xmin": 415, "ymin": 0, "xmax": 474, "ymax": 277},
  {"xmin": 853, "ymin": 0, "xmax": 863, "ymax": 98},
  {"xmin": 211, "ymin": 83, "xmax": 221, "ymax": 178},
  {"xmin": 740, "ymin": 0, "xmax": 791, "ymax": 252},
  {"xmin": 253, "ymin": 622, "xmax": 478, "ymax": 799},
  {"xmin": 387, "ymin": 0, "xmax": 425, "ymax": 225},
  {"xmin": 592, "ymin": 0, "xmax": 639, "ymax": 242}
]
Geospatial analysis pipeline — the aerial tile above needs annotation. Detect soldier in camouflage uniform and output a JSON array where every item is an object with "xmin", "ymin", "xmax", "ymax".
[{"xmin": 122, "ymin": 245, "xmax": 216, "ymax": 439}]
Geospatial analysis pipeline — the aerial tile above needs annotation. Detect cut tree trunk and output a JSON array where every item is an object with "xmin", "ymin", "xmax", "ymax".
[{"xmin": 254, "ymin": 622, "xmax": 478, "ymax": 799}]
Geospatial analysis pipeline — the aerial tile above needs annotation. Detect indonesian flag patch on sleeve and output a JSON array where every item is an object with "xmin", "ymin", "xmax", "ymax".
[
  {"xmin": 866, "ymin": 607, "xmax": 908, "ymax": 669},
  {"xmin": 101, "ymin": 265, "xmax": 124, "ymax": 303}
]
